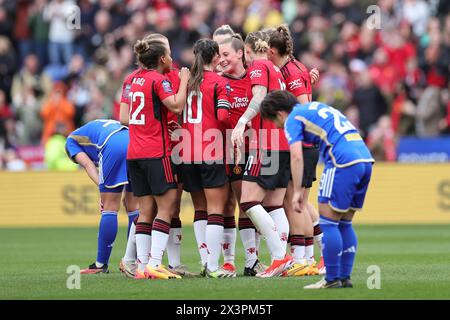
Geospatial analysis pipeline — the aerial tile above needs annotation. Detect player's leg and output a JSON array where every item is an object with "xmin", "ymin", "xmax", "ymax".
[
  {"xmin": 233, "ymin": 179, "xmax": 264, "ymax": 276},
  {"xmin": 80, "ymin": 191, "xmax": 122, "ymax": 274},
  {"xmin": 283, "ymin": 181, "xmax": 308, "ymax": 276},
  {"xmin": 120, "ymin": 189, "xmax": 140, "ymax": 277},
  {"xmin": 134, "ymin": 195, "xmax": 156, "ymax": 278},
  {"xmin": 339, "ymin": 210, "xmax": 356, "ymax": 288},
  {"xmin": 190, "ymin": 190, "xmax": 208, "ymax": 269},
  {"xmin": 167, "ymin": 184, "xmax": 182, "ymax": 270},
  {"xmin": 262, "ymin": 188, "xmax": 289, "ymax": 253},
  {"xmin": 203, "ymin": 183, "xmax": 231, "ymax": 277},
  {"xmin": 145, "ymin": 157, "xmax": 181, "ymax": 279},
  {"xmin": 166, "ymin": 184, "xmax": 198, "ymax": 277},
  {"xmin": 222, "ymin": 185, "xmax": 237, "ymax": 275},
  {"xmin": 338, "ymin": 162, "xmax": 373, "ymax": 287}
]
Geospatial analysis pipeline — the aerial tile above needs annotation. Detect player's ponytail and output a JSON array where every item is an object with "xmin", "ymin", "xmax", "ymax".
[
  {"xmin": 268, "ymin": 24, "xmax": 294, "ymax": 58},
  {"xmin": 188, "ymin": 39, "xmax": 220, "ymax": 92},
  {"xmin": 245, "ymin": 31, "xmax": 269, "ymax": 54},
  {"xmin": 134, "ymin": 38, "xmax": 167, "ymax": 70}
]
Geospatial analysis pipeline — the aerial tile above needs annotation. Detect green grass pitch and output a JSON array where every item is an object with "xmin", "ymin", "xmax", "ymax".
[{"xmin": 1, "ymin": 224, "xmax": 450, "ymax": 300}]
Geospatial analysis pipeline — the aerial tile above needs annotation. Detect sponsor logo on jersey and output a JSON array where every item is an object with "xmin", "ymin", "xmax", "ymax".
[
  {"xmin": 289, "ymin": 79, "xmax": 303, "ymax": 90},
  {"xmin": 231, "ymin": 96, "xmax": 249, "ymax": 108},
  {"xmin": 250, "ymin": 69, "xmax": 262, "ymax": 79},
  {"xmin": 162, "ymin": 80, "xmax": 173, "ymax": 93},
  {"xmin": 225, "ymin": 83, "xmax": 231, "ymax": 95},
  {"xmin": 122, "ymin": 84, "xmax": 131, "ymax": 99}
]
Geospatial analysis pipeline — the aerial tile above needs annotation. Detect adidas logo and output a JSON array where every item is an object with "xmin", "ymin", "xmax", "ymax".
[{"xmin": 343, "ymin": 246, "xmax": 356, "ymax": 253}]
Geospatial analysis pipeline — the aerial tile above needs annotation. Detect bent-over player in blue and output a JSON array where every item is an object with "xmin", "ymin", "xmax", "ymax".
[
  {"xmin": 260, "ymin": 91, "xmax": 374, "ymax": 289},
  {"xmin": 66, "ymin": 119, "xmax": 139, "ymax": 274}
]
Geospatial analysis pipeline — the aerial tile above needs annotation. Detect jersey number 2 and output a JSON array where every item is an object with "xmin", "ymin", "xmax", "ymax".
[{"xmin": 129, "ymin": 92, "xmax": 145, "ymax": 125}]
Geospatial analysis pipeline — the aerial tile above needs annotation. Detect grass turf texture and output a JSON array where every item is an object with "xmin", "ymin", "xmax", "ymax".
[{"xmin": 1, "ymin": 225, "xmax": 450, "ymax": 300}]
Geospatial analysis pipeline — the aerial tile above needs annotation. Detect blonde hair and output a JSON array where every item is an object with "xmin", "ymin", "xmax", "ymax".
[{"xmin": 245, "ymin": 31, "xmax": 270, "ymax": 54}]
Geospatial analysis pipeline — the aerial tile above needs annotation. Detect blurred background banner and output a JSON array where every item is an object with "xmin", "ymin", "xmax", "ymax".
[
  {"xmin": 397, "ymin": 135, "xmax": 450, "ymax": 162},
  {"xmin": 1, "ymin": 163, "xmax": 449, "ymax": 227}
]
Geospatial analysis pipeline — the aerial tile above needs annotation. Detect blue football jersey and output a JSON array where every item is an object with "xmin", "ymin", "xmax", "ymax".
[
  {"xmin": 284, "ymin": 102, "xmax": 374, "ymax": 167},
  {"xmin": 66, "ymin": 120, "xmax": 127, "ymax": 164}
]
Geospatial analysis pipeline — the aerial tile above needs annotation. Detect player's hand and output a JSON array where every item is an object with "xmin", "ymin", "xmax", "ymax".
[
  {"xmin": 310, "ymin": 68, "xmax": 320, "ymax": 85},
  {"xmin": 179, "ymin": 67, "xmax": 190, "ymax": 81},
  {"xmin": 99, "ymin": 199, "xmax": 104, "ymax": 212},
  {"xmin": 231, "ymin": 122, "xmax": 246, "ymax": 149},
  {"xmin": 292, "ymin": 190, "xmax": 305, "ymax": 213},
  {"xmin": 168, "ymin": 120, "xmax": 182, "ymax": 140}
]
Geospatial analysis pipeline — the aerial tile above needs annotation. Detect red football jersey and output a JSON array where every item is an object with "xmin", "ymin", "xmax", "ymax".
[
  {"xmin": 221, "ymin": 72, "xmax": 252, "ymax": 129},
  {"xmin": 165, "ymin": 68, "xmax": 181, "ymax": 124},
  {"xmin": 180, "ymin": 71, "xmax": 231, "ymax": 162},
  {"xmin": 247, "ymin": 59, "xmax": 289, "ymax": 151},
  {"xmin": 280, "ymin": 58, "xmax": 312, "ymax": 99},
  {"xmin": 127, "ymin": 69, "xmax": 175, "ymax": 159},
  {"xmin": 280, "ymin": 59, "xmax": 314, "ymax": 148}
]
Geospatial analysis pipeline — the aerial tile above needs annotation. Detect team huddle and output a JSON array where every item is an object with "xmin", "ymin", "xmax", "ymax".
[{"xmin": 65, "ymin": 24, "xmax": 374, "ymax": 289}]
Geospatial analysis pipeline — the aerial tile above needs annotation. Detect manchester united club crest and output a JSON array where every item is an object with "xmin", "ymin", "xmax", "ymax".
[{"xmin": 233, "ymin": 165, "xmax": 242, "ymax": 175}]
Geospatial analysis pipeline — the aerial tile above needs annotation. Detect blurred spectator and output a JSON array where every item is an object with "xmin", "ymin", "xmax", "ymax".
[
  {"xmin": 28, "ymin": 0, "xmax": 50, "ymax": 66},
  {"xmin": 11, "ymin": 54, "xmax": 52, "ymax": 145},
  {"xmin": 402, "ymin": 0, "xmax": 430, "ymax": 37},
  {"xmin": 14, "ymin": 0, "xmax": 33, "ymax": 66},
  {"xmin": 40, "ymin": 81, "xmax": 75, "ymax": 144},
  {"xmin": 44, "ymin": 122, "xmax": 77, "ymax": 170},
  {"xmin": 0, "ymin": 2, "xmax": 14, "ymax": 39},
  {"xmin": 366, "ymin": 115, "xmax": 397, "ymax": 161},
  {"xmin": 3, "ymin": 148, "xmax": 26, "ymax": 171},
  {"xmin": 43, "ymin": 0, "xmax": 76, "ymax": 66},
  {"xmin": 350, "ymin": 61, "xmax": 388, "ymax": 139},
  {"xmin": 0, "ymin": 36, "xmax": 17, "ymax": 101},
  {"xmin": 0, "ymin": 89, "xmax": 13, "ymax": 148},
  {"xmin": 244, "ymin": 0, "xmax": 283, "ymax": 34}
]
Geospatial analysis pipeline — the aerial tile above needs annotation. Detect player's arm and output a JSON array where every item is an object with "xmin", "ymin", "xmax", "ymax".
[
  {"xmin": 231, "ymin": 85, "xmax": 267, "ymax": 147},
  {"xmin": 119, "ymin": 102, "xmax": 129, "ymax": 126},
  {"xmin": 161, "ymin": 67, "xmax": 190, "ymax": 114},
  {"xmin": 74, "ymin": 152, "xmax": 99, "ymax": 186},
  {"xmin": 296, "ymin": 94, "xmax": 310, "ymax": 104}
]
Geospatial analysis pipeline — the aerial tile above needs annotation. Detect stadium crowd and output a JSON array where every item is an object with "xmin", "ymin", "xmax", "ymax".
[{"xmin": 0, "ymin": 0, "xmax": 449, "ymax": 169}]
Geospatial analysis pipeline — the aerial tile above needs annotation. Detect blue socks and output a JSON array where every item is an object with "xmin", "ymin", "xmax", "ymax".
[
  {"xmin": 339, "ymin": 219, "xmax": 358, "ymax": 280},
  {"xmin": 96, "ymin": 211, "xmax": 118, "ymax": 265},
  {"xmin": 319, "ymin": 215, "xmax": 342, "ymax": 282},
  {"xmin": 127, "ymin": 210, "xmax": 139, "ymax": 239}
]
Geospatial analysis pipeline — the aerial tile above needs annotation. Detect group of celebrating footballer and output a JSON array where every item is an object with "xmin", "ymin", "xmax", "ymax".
[{"xmin": 67, "ymin": 22, "xmax": 373, "ymax": 289}]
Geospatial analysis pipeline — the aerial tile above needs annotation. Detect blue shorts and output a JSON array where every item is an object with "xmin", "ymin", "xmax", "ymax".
[
  {"xmin": 318, "ymin": 161, "xmax": 373, "ymax": 212},
  {"xmin": 98, "ymin": 130, "xmax": 132, "ymax": 193}
]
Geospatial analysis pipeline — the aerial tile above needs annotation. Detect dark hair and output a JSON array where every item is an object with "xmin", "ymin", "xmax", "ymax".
[
  {"xmin": 134, "ymin": 38, "xmax": 167, "ymax": 69},
  {"xmin": 188, "ymin": 39, "xmax": 219, "ymax": 92},
  {"xmin": 219, "ymin": 33, "xmax": 247, "ymax": 68},
  {"xmin": 268, "ymin": 24, "xmax": 294, "ymax": 57},
  {"xmin": 213, "ymin": 24, "xmax": 235, "ymax": 38},
  {"xmin": 260, "ymin": 90, "xmax": 298, "ymax": 120},
  {"xmin": 245, "ymin": 30, "xmax": 269, "ymax": 54}
]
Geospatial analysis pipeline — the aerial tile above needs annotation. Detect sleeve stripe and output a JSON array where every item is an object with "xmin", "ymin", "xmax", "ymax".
[{"xmin": 217, "ymin": 99, "xmax": 231, "ymax": 109}]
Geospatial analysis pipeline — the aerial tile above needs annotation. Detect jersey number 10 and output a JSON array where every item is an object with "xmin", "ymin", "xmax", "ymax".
[{"xmin": 183, "ymin": 91, "xmax": 203, "ymax": 124}]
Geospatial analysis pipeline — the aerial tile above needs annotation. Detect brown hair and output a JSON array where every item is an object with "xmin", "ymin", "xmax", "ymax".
[
  {"xmin": 245, "ymin": 30, "xmax": 269, "ymax": 54},
  {"xmin": 268, "ymin": 24, "xmax": 294, "ymax": 57},
  {"xmin": 188, "ymin": 39, "xmax": 219, "ymax": 92},
  {"xmin": 219, "ymin": 33, "xmax": 247, "ymax": 68},
  {"xmin": 134, "ymin": 38, "xmax": 167, "ymax": 70},
  {"xmin": 213, "ymin": 24, "xmax": 235, "ymax": 38}
]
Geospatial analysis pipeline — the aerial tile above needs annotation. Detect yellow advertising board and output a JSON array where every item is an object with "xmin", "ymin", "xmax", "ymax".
[{"xmin": 0, "ymin": 163, "xmax": 449, "ymax": 227}]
